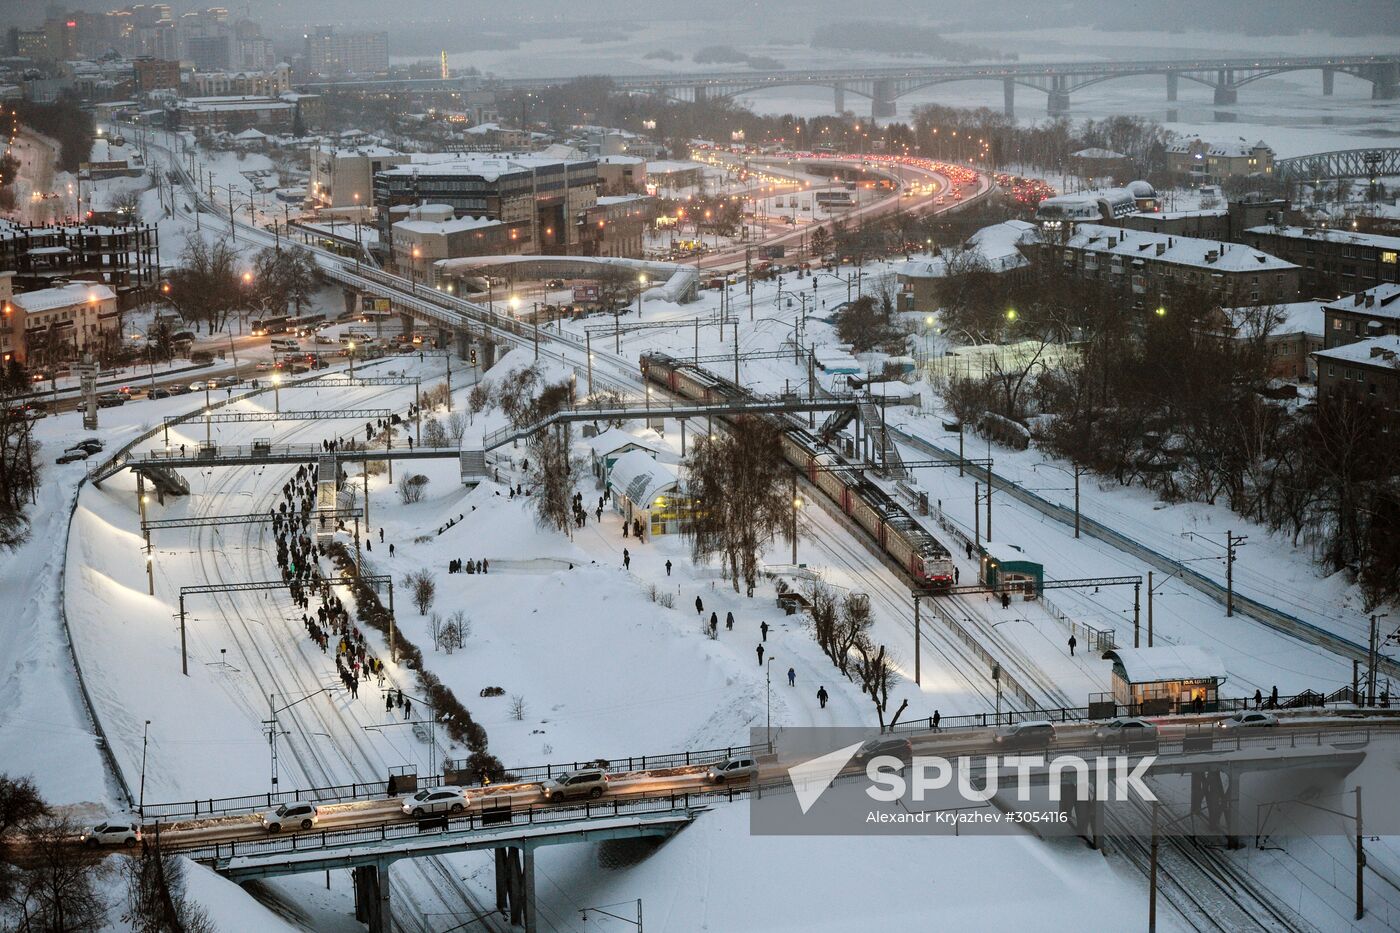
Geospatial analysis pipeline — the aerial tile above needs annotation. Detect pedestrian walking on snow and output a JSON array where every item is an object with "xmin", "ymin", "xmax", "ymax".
[
  {"xmin": 726, "ymin": 611, "xmax": 734, "ymax": 631},
  {"xmin": 756, "ymin": 644, "xmax": 765, "ymax": 666},
  {"xmin": 379, "ymin": 527, "xmax": 384, "ymax": 543},
  {"xmin": 760, "ymin": 620, "xmax": 769, "ymax": 641},
  {"xmin": 1068, "ymin": 634, "xmax": 1076, "ymax": 657},
  {"xmin": 623, "ymin": 548, "xmax": 630, "ymax": 570},
  {"xmin": 696, "ymin": 596, "xmax": 704, "ymax": 615},
  {"xmin": 817, "ymin": 686, "xmax": 828, "ymax": 709},
  {"xmin": 403, "ymin": 698, "xmax": 412, "ymax": 720},
  {"xmin": 1254, "ymin": 688, "xmax": 1262, "ymax": 709},
  {"xmin": 932, "ymin": 709, "xmax": 941, "ymax": 731},
  {"xmin": 665, "ymin": 559, "xmax": 672, "ymax": 577},
  {"xmin": 787, "ymin": 667, "xmax": 796, "ymax": 687}
]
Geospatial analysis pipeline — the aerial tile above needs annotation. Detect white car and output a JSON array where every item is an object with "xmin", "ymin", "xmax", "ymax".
[
  {"xmin": 260, "ymin": 801, "xmax": 319, "ymax": 832},
  {"xmin": 79, "ymin": 820, "xmax": 141, "ymax": 847},
  {"xmin": 401, "ymin": 787, "xmax": 468, "ymax": 817},
  {"xmin": 1218, "ymin": 711, "xmax": 1278, "ymax": 730},
  {"xmin": 1093, "ymin": 717, "xmax": 1158, "ymax": 747},
  {"xmin": 188, "ymin": 381, "xmax": 207, "ymax": 393},
  {"xmin": 706, "ymin": 756, "xmax": 758, "ymax": 783}
]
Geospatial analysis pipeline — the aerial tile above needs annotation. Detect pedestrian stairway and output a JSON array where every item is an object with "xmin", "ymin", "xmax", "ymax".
[
  {"xmin": 856, "ymin": 398, "xmax": 907, "ymax": 480},
  {"xmin": 134, "ymin": 463, "xmax": 190, "ymax": 501}
]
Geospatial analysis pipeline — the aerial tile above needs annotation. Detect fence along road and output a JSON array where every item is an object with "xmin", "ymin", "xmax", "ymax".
[{"xmin": 888, "ymin": 424, "xmax": 1400, "ymax": 680}]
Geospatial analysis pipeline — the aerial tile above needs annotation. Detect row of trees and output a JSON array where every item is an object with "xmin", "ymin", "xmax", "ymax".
[
  {"xmin": 1, "ymin": 773, "xmax": 212, "ymax": 932},
  {"xmin": 807, "ymin": 584, "xmax": 906, "ymax": 730},
  {"xmin": 165, "ymin": 242, "xmax": 316, "ymax": 334},
  {"xmin": 0, "ymin": 361, "xmax": 42, "ymax": 549},
  {"xmin": 934, "ymin": 259, "xmax": 1400, "ymax": 610}
]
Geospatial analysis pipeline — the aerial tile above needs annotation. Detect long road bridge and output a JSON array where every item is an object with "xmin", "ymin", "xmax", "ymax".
[
  {"xmin": 296, "ymin": 54, "xmax": 1400, "ymax": 118},
  {"xmin": 136, "ymin": 716, "xmax": 1394, "ymax": 932}
]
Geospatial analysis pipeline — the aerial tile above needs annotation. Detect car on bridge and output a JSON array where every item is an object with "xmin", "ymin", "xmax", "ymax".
[
  {"xmin": 1218, "ymin": 711, "xmax": 1278, "ymax": 730},
  {"xmin": 401, "ymin": 787, "xmax": 469, "ymax": 817},
  {"xmin": 1093, "ymin": 717, "xmax": 1159, "ymax": 749},
  {"xmin": 539, "ymin": 768, "xmax": 609, "ymax": 802},
  {"xmin": 706, "ymin": 755, "xmax": 759, "ymax": 783},
  {"xmin": 852, "ymin": 736, "xmax": 913, "ymax": 769},
  {"xmin": 79, "ymin": 820, "xmax": 141, "ymax": 847},
  {"xmin": 993, "ymin": 720, "xmax": 1055, "ymax": 751},
  {"xmin": 260, "ymin": 801, "xmax": 319, "ymax": 832}
]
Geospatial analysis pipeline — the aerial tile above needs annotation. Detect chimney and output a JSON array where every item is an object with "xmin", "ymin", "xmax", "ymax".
[
  {"xmin": 1355, "ymin": 293, "xmax": 1364, "ymax": 306},
  {"xmin": 1366, "ymin": 294, "xmax": 1376, "ymax": 307},
  {"xmin": 1156, "ymin": 242, "xmax": 1166, "ymax": 256}
]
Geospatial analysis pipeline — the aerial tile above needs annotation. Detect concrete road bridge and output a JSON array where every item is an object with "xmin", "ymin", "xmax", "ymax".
[{"xmin": 297, "ymin": 55, "xmax": 1400, "ymax": 118}]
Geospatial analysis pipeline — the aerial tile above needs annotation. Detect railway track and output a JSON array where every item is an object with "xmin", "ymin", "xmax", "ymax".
[{"xmin": 169, "ymin": 378, "xmax": 506, "ymax": 933}]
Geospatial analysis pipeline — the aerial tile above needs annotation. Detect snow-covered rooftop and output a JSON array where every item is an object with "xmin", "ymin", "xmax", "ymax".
[
  {"xmin": 392, "ymin": 215, "xmax": 502, "ymax": 236},
  {"xmin": 1313, "ymin": 334, "xmax": 1400, "ymax": 366},
  {"xmin": 587, "ymin": 427, "xmax": 666, "ymax": 458},
  {"xmin": 11, "ymin": 282, "xmax": 115, "ymax": 313},
  {"xmin": 1067, "ymin": 224, "xmax": 1297, "ymax": 273},
  {"xmin": 1224, "ymin": 300, "xmax": 1325, "ymax": 337},
  {"xmin": 607, "ymin": 449, "xmax": 678, "ymax": 506},
  {"xmin": 1323, "ymin": 283, "xmax": 1400, "ymax": 321},
  {"xmin": 1104, "ymin": 646, "xmax": 1227, "ymax": 684},
  {"xmin": 380, "ymin": 152, "xmax": 595, "ymax": 182},
  {"xmin": 1166, "ymin": 135, "xmax": 1272, "ymax": 157},
  {"xmin": 1249, "ymin": 225, "xmax": 1400, "ymax": 253},
  {"xmin": 895, "ymin": 220, "xmax": 1041, "ymax": 279}
]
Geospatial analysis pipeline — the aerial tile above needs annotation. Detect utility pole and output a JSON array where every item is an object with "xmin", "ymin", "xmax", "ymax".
[
  {"xmin": 1133, "ymin": 580, "xmax": 1141, "ymax": 648},
  {"xmin": 1368, "ymin": 615, "xmax": 1379, "ymax": 706},
  {"xmin": 1225, "ymin": 529, "xmax": 1244, "ymax": 617},
  {"xmin": 1356, "ymin": 786, "xmax": 1365, "ymax": 921},
  {"xmin": 1147, "ymin": 570, "xmax": 1154, "ymax": 647},
  {"xmin": 913, "ymin": 595, "xmax": 921, "ymax": 685},
  {"xmin": 227, "ymin": 184, "xmax": 235, "ymax": 241},
  {"xmin": 974, "ymin": 481, "xmax": 980, "ymax": 547},
  {"xmin": 585, "ymin": 332, "xmax": 594, "ymax": 395},
  {"xmin": 1148, "ymin": 800, "xmax": 1159, "ymax": 933}
]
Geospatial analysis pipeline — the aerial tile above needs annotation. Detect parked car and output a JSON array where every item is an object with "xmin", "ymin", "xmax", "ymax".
[
  {"xmin": 1093, "ymin": 717, "xmax": 1158, "ymax": 748},
  {"xmin": 96, "ymin": 392, "xmax": 126, "ymax": 408},
  {"xmin": 75, "ymin": 438, "xmax": 104, "ymax": 453},
  {"xmin": 993, "ymin": 720, "xmax": 1055, "ymax": 751},
  {"xmin": 852, "ymin": 736, "xmax": 913, "ymax": 768},
  {"xmin": 539, "ymin": 768, "xmax": 608, "ymax": 802},
  {"xmin": 400, "ymin": 787, "xmax": 469, "ymax": 817},
  {"xmin": 56, "ymin": 450, "xmax": 89, "ymax": 464},
  {"xmin": 79, "ymin": 821, "xmax": 140, "ymax": 847},
  {"xmin": 706, "ymin": 756, "xmax": 758, "ymax": 783},
  {"xmin": 1218, "ymin": 711, "xmax": 1278, "ymax": 730},
  {"xmin": 260, "ymin": 801, "xmax": 318, "ymax": 832}
]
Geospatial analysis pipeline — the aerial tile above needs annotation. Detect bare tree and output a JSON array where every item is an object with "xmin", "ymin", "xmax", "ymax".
[
  {"xmin": 447, "ymin": 411, "xmax": 468, "ymax": 445},
  {"xmin": 682, "ymin": 417, "xmax": 794, "ymax": 594},
  {"xmin": 5, "ymin": 814, "xmax": 111, "ymax": 932},
  {"xmin": 397, "ymin": 473, "xmax": 429, "ymax": 504},
  {"xmin": 406, "ymin": 569, "xmax": 437, "ymax": 614},
  {"xmin": 468, "ymin": 383, "xmax": 491, "ymax": 424},
  {"xmin": 422, "ymin": 418, "xmax": 449, "ymax": 449},
  {"xmin": 123, "ymin": 831, "xmax": 216, "ymax": 933},
  {"xmin": 509, "ymin": 695, "xmax": 528, "ymax": 720}
]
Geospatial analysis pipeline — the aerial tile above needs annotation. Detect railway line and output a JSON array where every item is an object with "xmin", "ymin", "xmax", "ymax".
[
  {"xmin": 164, "ymin": 377, "xmax": 505, "ymax": 933},
  {"xmin": 120, "ymin": 130, "xmax": 1353, "ymax": 930}
]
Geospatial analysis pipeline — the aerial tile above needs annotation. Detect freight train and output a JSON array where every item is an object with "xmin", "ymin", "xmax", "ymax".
[{"xmin": 641, "ymin": 352, "xmax": 954, "ymax": 588}]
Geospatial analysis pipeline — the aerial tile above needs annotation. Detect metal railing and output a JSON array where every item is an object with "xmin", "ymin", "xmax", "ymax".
[{"xmin": 168, "ymin": 792, "xmax": 716, "ymax": 864}]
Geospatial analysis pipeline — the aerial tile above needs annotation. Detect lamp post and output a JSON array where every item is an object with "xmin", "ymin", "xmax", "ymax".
[
  {"xmin": 271, "ymin": 370, "xmax": 281, "ymax": 413},
  {"xmin": 347, "ymin": 340, "xmax": 356, "ymax": 379},
  {"xmin": 637, "ymin": 273, "xmax": 647, "ymax": 319},
  {"xmin": 353, "ymin": 192, "xmax": 362, "ymax": 273},
  {"xmin": 139, "ymin": 719, "xmax": 151, "ymax": 818},
  {"xmin": 410, "ymin": 246, "xmax": 421, "ymax": 294}
]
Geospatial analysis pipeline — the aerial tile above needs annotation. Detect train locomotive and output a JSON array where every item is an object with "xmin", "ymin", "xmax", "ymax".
[{"xmin": 641, "ymin": 352, "xmax": 954, "ymax": 588}]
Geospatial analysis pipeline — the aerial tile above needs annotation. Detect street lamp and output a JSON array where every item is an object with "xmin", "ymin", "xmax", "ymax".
[
  {"xmin": 271, "ymin": 370, "xmax": 281, "ymax": 413},
  {"xmin": 139, "ymin": 719, "xmax": 151, "ymax": 819},
  {"xmin": 346, "ymin": 340, "xmax": 356, "ymax": 378},
  {"xmin": 637, "ymin": 273, "xmax": 647, "ymax": 319},
  {"xmin": 410, "ymin": 246, "xmax": 421, "ymax": 293}
]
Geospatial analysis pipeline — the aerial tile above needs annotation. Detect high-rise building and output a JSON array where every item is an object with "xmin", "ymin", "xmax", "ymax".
[{"xmin": 304, "ymin": 27, "xmax": 388, "ymax": 77}]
